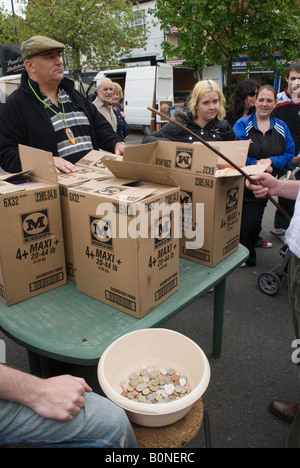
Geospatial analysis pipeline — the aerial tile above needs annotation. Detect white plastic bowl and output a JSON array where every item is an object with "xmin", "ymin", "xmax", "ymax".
[{"xmin": 98, "ymin": 328, "xmax": 210, "ymax": 427}]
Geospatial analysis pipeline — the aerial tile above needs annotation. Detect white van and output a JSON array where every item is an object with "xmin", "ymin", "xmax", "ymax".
[{"xmin": 90, "ymin": 64, "xmax": 203, "ymax": 135}]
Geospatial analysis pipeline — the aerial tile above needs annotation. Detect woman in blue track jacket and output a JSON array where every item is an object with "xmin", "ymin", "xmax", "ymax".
[{"xmin": 233, "ymin": 85, "xmax": 295, "ymax": 266}]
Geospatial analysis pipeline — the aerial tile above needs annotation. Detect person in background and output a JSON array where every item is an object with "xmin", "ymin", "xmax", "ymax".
[
  {"xmin": 271, "ymin": 60, "xmax": 300, "ymax": 239},
  {"xmin": 112, "ymin": 82, "xmax": 130, "ymax": 140},
  {"xmin": 93, "ymin": 77, "xmax": 117, "ymax": 133},
  {"xmin": 233, "ymin": 85, "xmax": 295, "ymax": 266},
  {"xmin": 0, "ymin": 364, "xmax": 137, "ymax": 448},
  {"xmin": 226, "ymin": 78, "xmax": 258, "ymax": 128},
  {"xmin": 142, "ymin": 79, "xmax": 236, "ymax": 144},
  {"xmin": 245, "ymin": 172, "xmax": 300, "ymax": 448},
  {"xmin": 0, "ymin": 36, "xmax": 125, "ymax": 174}
]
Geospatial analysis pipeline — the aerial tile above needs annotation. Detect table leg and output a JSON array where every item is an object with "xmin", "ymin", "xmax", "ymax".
[
  {"xmin": 213, "ymin": 278, "xmax": 226, "ymax": 358},
  {"xmin": 27, "ymin": 350, "xmax": 43, "ymax": 377}
]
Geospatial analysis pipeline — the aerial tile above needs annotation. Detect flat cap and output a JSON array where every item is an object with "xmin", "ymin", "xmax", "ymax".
[{"xmin": 21, "ymin": 35, "xmax": 65, "ymax": 60}]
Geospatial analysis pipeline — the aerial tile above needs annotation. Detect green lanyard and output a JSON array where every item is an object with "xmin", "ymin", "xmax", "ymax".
[{"xmin": 28, "ymin": 78, "xmax": 76, "ymax": 144}]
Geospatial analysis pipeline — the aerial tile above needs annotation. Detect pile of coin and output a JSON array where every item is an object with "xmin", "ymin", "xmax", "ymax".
[{"xmin": 120, "ymin": 366, "xmax": 192, "ymax": 404}]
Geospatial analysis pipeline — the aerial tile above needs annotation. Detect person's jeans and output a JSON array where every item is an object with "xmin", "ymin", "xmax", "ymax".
[{"xmin": 0, "ymin": 392, "xmax": 137, "ymax": 448}]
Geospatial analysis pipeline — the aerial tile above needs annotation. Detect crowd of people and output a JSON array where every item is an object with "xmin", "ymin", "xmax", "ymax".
[
  {"xmin": 0, "ymin": 33, "xmax": 299, "ymax": 448},
  {"xmin": 142, "ymin": 61, "xmax": 300, "ymax": 447}
]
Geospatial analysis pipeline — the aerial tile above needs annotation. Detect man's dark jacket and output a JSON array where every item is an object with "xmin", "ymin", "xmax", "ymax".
[{"xmin": 0, "ymin": 71, "xmax": 123, "ymax": 173}]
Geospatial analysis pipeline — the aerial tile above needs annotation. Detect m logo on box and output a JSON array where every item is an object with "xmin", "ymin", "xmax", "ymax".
[
  {"xmin": 175, "ymin": 149, "xmax": 193, "ymax": 169},
  {"xmin": 154, "ymin": 214, "xmax": 172, "ymax": 249},
  {"xmin": 180, "ymin": 190, "xmax": 193, "ymax": 206},
  {"xmin": 95, "ymin": 186, "xmax": 127, "ymax": 197},
  {"xmin": 21, "ymin": 209, "xmax": 49, "ymax": 243},
  {"xmin": 226, "ymin": 187, "xmax": 239, "ymax": 213},
  {"xmin": 90, "ymin": 216, "xmax": 113, "ymax": 249}
]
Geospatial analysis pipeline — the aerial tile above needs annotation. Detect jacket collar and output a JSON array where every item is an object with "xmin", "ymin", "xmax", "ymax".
[{"xmin": 252, "ymin": 112, "xmax": 276, "ymax": 131}]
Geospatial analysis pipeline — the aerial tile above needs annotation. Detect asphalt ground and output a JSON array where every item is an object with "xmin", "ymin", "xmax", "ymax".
[{"xmin": 1, "ymin": 130, "xmax": 299, "ymax": 448}]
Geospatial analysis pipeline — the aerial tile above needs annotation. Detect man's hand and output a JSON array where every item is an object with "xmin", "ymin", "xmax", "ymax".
[
  {"xmin": 53, "ymin": 156, "xmax": 78, "ymax": 174},
  {"xmin": 246, "ymin": 173, "xmax": 278, "ymax": 198},
  {"xmin": 115, "ymin": 142, "xmax": 126, "ymax": 155},
  {"xmin": 31, "ymin": 375, "xmax": 92, "ymax": 421}
]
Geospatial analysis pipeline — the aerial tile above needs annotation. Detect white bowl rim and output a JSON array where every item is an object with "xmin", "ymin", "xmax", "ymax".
[{"xmin": 98, "ymin": 328, "xmax": 211, "ymax": 416}]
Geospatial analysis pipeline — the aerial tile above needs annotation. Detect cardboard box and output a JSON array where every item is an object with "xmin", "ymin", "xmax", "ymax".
[
  {"xmin": 57, "ymin": 150, "xmax": 123, "ymax": 280},
  {"xmin": 68, "ymin": 159, "xmax": 180, "ymax": 318},
  {"xmin": 0, "ymin": 145, "xmax": 66, "ymax": 305},
  {"xmin": 123, "ymin": 140, "xmax": 268, "ymax": 267},
  {"xmin": 76, "ymin": 149, "xmax": 123, "ymax": 173}
]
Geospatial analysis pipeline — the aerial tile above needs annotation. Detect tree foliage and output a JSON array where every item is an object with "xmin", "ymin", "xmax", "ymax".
[
  {"xmin": 3, "ymin": 0, "xmax": 147, "ymax": 72},
  {"xmin": 0, "ymin": 2, "xmax": 21, "ymax": 43},
  {"xmin": 152, "ymin": 0, "xmax": 300, "ymax": 86}
]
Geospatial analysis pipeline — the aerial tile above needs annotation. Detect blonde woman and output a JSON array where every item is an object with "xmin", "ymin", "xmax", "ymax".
[
  {"xmin": 142, "ymin": 80, "xmax": 236, "ymax": 143},
  {"xmin": 112, "ymin": 82, "xmax": 130, "ymax": 139}
]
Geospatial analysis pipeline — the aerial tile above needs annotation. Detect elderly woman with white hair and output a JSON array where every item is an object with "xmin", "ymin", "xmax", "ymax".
[{"xmin": 142, "ymin": 80, "xmax": 236, "ymax": 143}]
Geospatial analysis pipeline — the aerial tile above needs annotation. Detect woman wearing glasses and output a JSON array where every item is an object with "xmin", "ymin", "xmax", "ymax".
[{"xmin": 225, "ymin": 79, "xmax": 258, "ymax": 128}]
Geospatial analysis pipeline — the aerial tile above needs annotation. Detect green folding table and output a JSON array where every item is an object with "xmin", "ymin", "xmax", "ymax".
[{"xmin": 0, "ymin": 245, "xmax": 248, "ymax": 375}]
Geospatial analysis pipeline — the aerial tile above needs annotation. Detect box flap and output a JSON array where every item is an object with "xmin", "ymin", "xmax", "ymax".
[
  {"xmin": 204, "ymin": 141, "xmax": 250, "ymax": 169},
  {"xmin": 76, "ymin": 150, "xmax": 123, "ymax": 172},
  {"xmin": 73, "ymin": 179, "xmax": 157, "ymax": 203},
  {"xmin": 0, "ymin": 180, "xmax": 26, "ymax": 194},
  {"xmin": 123, "ymin": 142, "xmax": 157, "ymax": 165},
  {"xmin": 215, "ymin": 163, "xmax": 270, "ymax": 178},
  {"xmin": 0, "ymin": 170, "xmax": 32, "ymax": 182},
  {"xmin": 19, "ymin": 145, "xmax": 58, "ymax": 184},
  {"xmin": 57, "ymin": 167, "xmax": 112, "ymax": 187},
  {"xmin": 102, "ymin": 158, "xmax": 178, "ymax": 187}
]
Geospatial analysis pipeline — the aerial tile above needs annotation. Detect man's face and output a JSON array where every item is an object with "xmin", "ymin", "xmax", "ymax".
[
  {"xmin": 25, "ymin": 50, "xmax": 64, "ymax": 86},
  {"xmin": 287, "ymin": 71, "xmax": 300, "ymax": 97},
  {"xmin": 97, "ymin": 79, "xmax": 113, "ymax": 105}
]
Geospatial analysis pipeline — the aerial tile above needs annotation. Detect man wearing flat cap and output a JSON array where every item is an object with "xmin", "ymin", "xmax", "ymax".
[{"xmin": 0, "ymin": 35, "xmax": 125, "ymax": 173}]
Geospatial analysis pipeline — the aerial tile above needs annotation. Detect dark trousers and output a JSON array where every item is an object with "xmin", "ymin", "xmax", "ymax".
[
  {"xmin": 240, "ymin": 189, "xmax": 268, "ymax": 266},
  {"xmin": 287, "ymin": 253, "xmax": 300, "ymax": 448},
  {"xmin": 275, "ymin": 197, "xmax": 295, "ymax": 230}
]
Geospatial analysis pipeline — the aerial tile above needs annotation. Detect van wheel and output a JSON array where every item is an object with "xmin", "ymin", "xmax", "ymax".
[{"xmin": 142, "ymin": 125, "xmax": 150, "ymax": 136}]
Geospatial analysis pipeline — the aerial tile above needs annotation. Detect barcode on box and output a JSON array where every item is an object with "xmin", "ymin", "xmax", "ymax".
[
  {"xmin": 183, "ymin": 248, "xmax": 210, "ymax": 263},
  {"xmin": 105, "ymin": 290, "xmax": 136, "ymax": 311},
  {"xmin": 223, "ymin": 238, "xmax": 239, "ymax": 255},
  {"xmin": 29, "ymin": 272, "xmax": 64, "ymax": 292},
  {"xmin": 155, "ymin": 277, "xmax": 178, "ymax": 301}
]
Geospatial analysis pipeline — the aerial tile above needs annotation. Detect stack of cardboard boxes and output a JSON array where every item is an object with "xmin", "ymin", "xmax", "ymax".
[
  {"xmin": 67, "ymin": 159, "xmax": 180, "ymax": 318},
  {"xmin": 0, "ymin": 141, "xmax": 265, "ymax": 317},
  {"xmin": 0, "ymin": 146, "xmax": 66, "ymax": 306},
  {"xmin": 123, "ymin": 140, "xmax": 259, "ymax": 267}
]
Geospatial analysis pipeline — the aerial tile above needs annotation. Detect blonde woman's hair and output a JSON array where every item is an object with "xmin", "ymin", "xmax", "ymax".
[
  {"xmin": 189, "ymin": 80, "xmax": 226, "ymax": 120},
  {"xmin": 112, "ymin": 82, "xmax": 123, "ymax": 99}
]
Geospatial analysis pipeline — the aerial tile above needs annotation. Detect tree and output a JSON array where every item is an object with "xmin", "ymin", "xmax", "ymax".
[
  {"xmin": 0, "ymin": 2, "xmax": 21, "ymax": 43},
  {"xmin": 152, "ymin": 0, "xmax": 300, "ymax": 90},
  {"xmin": 15, "ymin": 0, "xmax": 147, "ymax": 73}
]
